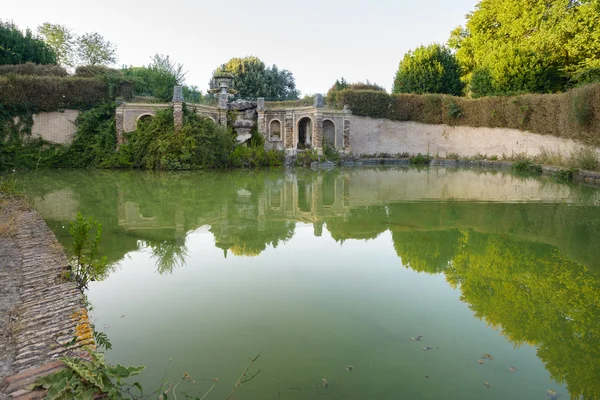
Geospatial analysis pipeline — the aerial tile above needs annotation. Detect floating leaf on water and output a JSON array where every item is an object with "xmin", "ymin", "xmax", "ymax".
[
  {"xmin": 546, "ymin": 389, "xmax": 562, "ymax": 399},
  {"xmin": 477, "ymin": 360, "xmax": 485, "ymax": 365},
  {"xmin": 484, "ymin": 381, "xmax": 491, "ymax": 389},
  {"xmin": 321, "ymin": 378, "xmax": 329, "ymax": 388},
  {"xmin": 421, "ymin": 346, "xmax": 434, "ymax": 351},
  {"xmin": 509, "ymin": 366, "xmax": 518, "ymax": 373},
  {"xmin": 482, "ymin": 353, "xmax": 494, "ymax": 360},
  {"xmin": 346, "ymin": 366, "xmax": 353, "ymax": 371}
]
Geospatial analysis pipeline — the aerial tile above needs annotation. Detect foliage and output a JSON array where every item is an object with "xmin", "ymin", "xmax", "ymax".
[
  {"xmin": 0, "ymin": 20, "xmax": 57, "ymax": 65},
  {"xmin": 512, "ymin": 160, "xmax": 542, "ymax": 174},
  {"xmin": 123, "ymin": 107, "xmax": 236, "ymax": 170},
  {"xmin": 409, "ymin": 153, "xmax": 432, "ymax": 164},
  {"xmin": 392, "ymin": 44, "xmax": 463, "ymax": 96},
  {"xmin": 37, "ymin": 23, "xmax": 75, "ymax": 68},
  {"xmin": 61, "ymin": 102, "xmax": 118, "ymax": 168},
  {"xmin": 67, "ymin": 212, "xmax": 109, "ymax": 291},
  {"xmin": 211, "ymin": 56, "xmax": 299, "ymax": 100},
  {"xmin": 552, "ymin": 168, "xmax": 576, "ymax": 183},
  {"xmin": 32, "ymin": 348, "xmax": 144, "ymax": 399},
  {"xmin": 336, "ymin": 89, "xmax": 391, "ymax": 118},
  {"xmin": 0, "ymin": 75, "xmax": 109, "ymax": 111},
  {"xmin": 76, "ymin": 32, "xmax": 117, "ymax": 66},
  {"xmin": 229, "ymin": 146, "xmax": 284, "ymax": 168},
  {"xmin": 122, "ymin": 55, "xmax": 199, "ymax": 102},
  {"xmin": 295, "ymin": 149, "xmax": 319, "ymax": 167},
  {"xmin": 264, "ymin": 95, "xmax": 315, "ymax": 109},
  {"xmin": 326, "ymin": 79, "xmax": 385, "ymax": 108},
  {"xmin": 449, "ymin": 0, "xmax": 600, "ymax": 95},
  {"xmin": 0, "ymin": 62, "xmax": 67, "ymax": 76},
  {"xmin": 336, "ymin": 83, "xmax": 600, "ymax": 146}
]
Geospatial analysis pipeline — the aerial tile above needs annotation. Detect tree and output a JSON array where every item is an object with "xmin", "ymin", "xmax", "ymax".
[
  {"xmin": 76, "ymin": 32, "xmax": 117, "ymax": 66},
  {"xmin": 123, "ymin": 54, "xmax": 190, "ymax": 102},
  {"xmin": 0, "ymin": 20, "xmax": 56, "ymax": 65},
  {"xmin": 211, "ymin": 56, "xmax": 299, "ymax": 100},
  {"xmin": 392, "ymin": 43, "xmax": 463, "ymax": 95},
  {"xmin": 449, "ymin": 0, "xmax": 600, "ymax": 95},
  {"xmin": 37, "ymin": 23, "xmax": 74, "ymax": 68}
]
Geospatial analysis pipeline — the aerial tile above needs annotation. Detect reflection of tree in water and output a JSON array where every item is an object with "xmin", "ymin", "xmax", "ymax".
[
  {"xmin": 326, "ymin": 206, "xmax": 389, "ymax": 241},
  {"xmin": 392, "ymin": 229, "xmax": 600, "ymax": 399},
  {"xmin": 213, "ymin": 220, "xmax": 295, "ymax": 257},
  {"xmin": 143, "ymin": 239, "xmax": 188, "ymax": 275},
  {"xmin": 392, "ymin": 230, "xmax": 459, "ymax": 274}
]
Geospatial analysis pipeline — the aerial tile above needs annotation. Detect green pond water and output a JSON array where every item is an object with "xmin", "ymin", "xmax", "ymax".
[{"xmin": 14, "ymin": 167, "xmax": 600, "ymax": 400}]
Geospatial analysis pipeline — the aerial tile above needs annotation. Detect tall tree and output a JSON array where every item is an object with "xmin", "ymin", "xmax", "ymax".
[
  {"xmin": 392, "ymin": 43, "xmax": 463, "ymax": 95},
  {"xmin": 449, "ymin": 0, "xmax": 600, "ymax": 95},
  {"xmin": 211, "ymin": 56, "xmax": 299, "ymax": 100},
  {"xmin": 0, "ymin": 20, "xmax": 56, "ymax": 65},
  {"xmin": 37, "ymin": 23, "xmax": 74, "ymax": 68},
  {"xmin": 76, "ymin": 32, "xmax": 117, "ymax": 66}
]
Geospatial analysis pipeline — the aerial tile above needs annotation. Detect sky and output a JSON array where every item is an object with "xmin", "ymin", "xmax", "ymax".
[{"xmin": 4, "ymin": 0, "xmax": 478, "ymax": 95}]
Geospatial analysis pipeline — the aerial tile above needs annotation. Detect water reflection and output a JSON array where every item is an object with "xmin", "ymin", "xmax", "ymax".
[{"xmin": 17, "ymin": 167, "xmax": 600, "ymax": 399}]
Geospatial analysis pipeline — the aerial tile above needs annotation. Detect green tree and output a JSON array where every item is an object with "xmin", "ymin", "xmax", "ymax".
[
  {"xmin": 393, "ymin": 44, "xmax": 463, "ymax": 95},
  {"xmin": 211, "ymin": 56, "xmax": 299, "ymax": 100},
  {"xmin": 450, "ymin": 0, "xmax": 600, "ymax": 95},
  {"xmin": 0, "ymin": 20, "xmax": 56, "ymax": 65},
  {"xmin": 37, "ymin": 22, "xmax": 74, "ymax": 68},
  {"xmin": 76, "ymin": 32, "xmax": 117, "ymax": 66}
]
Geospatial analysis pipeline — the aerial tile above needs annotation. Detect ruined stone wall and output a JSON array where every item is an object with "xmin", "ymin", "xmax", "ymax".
[
  {"xmin": 349, "ymin": 116, "xmax": 600, "ymax": 158},
  {"xmin": 21, "ymin": 110, "xmax": 80, "ymax": 145}
]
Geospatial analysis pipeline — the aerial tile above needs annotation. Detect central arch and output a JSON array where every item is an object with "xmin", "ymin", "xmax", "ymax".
[{"xmin": 297, "ymin": 117, "xmax": 313, "ymax": 150}]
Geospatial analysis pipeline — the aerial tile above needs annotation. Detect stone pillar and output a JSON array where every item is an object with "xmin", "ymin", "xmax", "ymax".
[
  {"xmin": 172, "ymin": 86, "xmax": 184, "ymax": 131},
  {"xmin": 314, "ymin": 93, "xmax": 324, "ymax": 108},
  {"xmin": 284, "ymin": 111, "xmax": 294, "ymax": 153},
  {"xmin": 115, "ymin": 107, "xmax": 124, "ymax": 150},
  {"xmin": 343, "ymin": 119, "xmax": 351, "ymax": 153},
  {"xmin": 313, "ymin": 113, "xmax": 324, "ymax": 155}
]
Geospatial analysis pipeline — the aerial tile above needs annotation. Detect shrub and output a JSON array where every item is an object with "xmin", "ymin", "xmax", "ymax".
[
  {"xmin": 337, "ymin": 89, "xmax": 391, "ymax": 118},
  {"xmin": 0, "ymin": 75, "xmax": 109, "ymax": 111},
  {"xmin": 410, "ymin": 153, "xmax": 432, "ymax": 164},
  {"xmin": 0, "ymin": 62, "xmax": 68, "ymax": 77},
  {"xmin": 512, "ymin": 160, "xmax": 542, "ymax": 174}
]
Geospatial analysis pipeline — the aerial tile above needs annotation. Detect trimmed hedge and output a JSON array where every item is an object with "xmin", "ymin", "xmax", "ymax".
[
  {"xmin": 0, "ymin": 75, "xmax": 109, "ymax": 111},
  {"xmin": 337, "ymin": 84, "xmax": 600, "ymax": 146},
  {"xmin": 0, "ymin": 62, "xmax": 68, "ymax": 77}
]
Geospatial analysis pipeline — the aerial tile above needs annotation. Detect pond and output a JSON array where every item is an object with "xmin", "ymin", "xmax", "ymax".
[{"xmin": 15, "ymin": 167, "xmax": 600, "ymax": 400}]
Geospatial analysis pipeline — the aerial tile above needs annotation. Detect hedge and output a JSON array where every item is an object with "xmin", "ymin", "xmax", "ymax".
[
  {"xmin": 0, "ymin": 62, "xmax": 68, "ymax": 77},
  {"xmin": 0, "ymin": 75, "xmax": 109, "ymax": 111},
  {"xmin": 336, "ymin": 84, "xmax": 600, "ymax": 146}
]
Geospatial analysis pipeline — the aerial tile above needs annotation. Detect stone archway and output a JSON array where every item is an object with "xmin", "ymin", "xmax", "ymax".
[
  {"xmin": 323, "ymin": 119, "xmax": 335, "ymax": 147},
  {"xmin": 136, "ymin": 113, "xmax": 155, "ymax": 130},
  {"xmin": 297, "ymin": 117, "xmax": 312, "ymax": 150}
]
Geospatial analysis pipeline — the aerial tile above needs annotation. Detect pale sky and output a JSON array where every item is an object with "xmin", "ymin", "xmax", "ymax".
[{"xmin": 4, "ymin": 0, "xmax": 478, "ymax": 95}]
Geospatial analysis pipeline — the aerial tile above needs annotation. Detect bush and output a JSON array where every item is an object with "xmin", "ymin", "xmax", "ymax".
[
  {"xmin": 337, "ymin": 83, "xmax": 600, "ymax": 146},
  {"xmin": 336, "ymin": 90, "xmax": 391, "ymax": 118},
  {"xmin": 512, "ymin": 160, "xmax": 542, "ymax": 174},
  {"xmin": 0, "ymin": 62, "xmax": 68, "ymax": 77},
  {"xmin": 0, "ymin": 75, "xmax": 109, "ymax": 111},
  {"xmin": 410, "ymin": 153, "xmax": 432, "ymax": 164},
  {"xmin": 124, "ymin": 108, "xmax": 235, "ymax": 170}
]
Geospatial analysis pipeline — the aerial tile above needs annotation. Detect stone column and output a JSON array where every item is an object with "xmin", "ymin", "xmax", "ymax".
[
  {"xmin": 172, "ymin": 86, "xmax": 184, "ymax": 131},
  {"xmin": 313, "ymin": 113, "xmax": 324, "ymax": 155},
  {"xmin": 343, "ymin": 119, "xmax": 351, "ymax": 153},
  {"xmin": 284, "ymin": 111, "xmax": 294, "ymax": 153},
  {"xmin": 257, "ymin": 98, "xmax": 266, "ymax": 141},
  {"xmin": 115, "ymin": 107, "xmax": 124, "ymax": 150}
]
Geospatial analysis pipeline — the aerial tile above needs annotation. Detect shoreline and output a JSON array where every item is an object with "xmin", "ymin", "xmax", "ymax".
[{"xmin": 0, "ymin": 195, "xmax": 94, "ymax": 399}]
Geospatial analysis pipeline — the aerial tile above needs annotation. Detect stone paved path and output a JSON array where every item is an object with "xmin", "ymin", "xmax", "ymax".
[{"xmin": 0, "ymin": 197, "xmax": 94, "ymax": 399}]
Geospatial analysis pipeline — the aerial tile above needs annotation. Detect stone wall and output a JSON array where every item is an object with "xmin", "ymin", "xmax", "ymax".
[
  {"xmin": 25, "ymin": 110, "xmax": 79, "ymax": 145},
  {"xmin": 349, "ymin": 116, "xmax": 600, "ymax": 158}
]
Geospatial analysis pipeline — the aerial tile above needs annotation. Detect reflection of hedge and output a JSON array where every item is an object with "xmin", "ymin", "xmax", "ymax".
[
  {"xmin": 0, "ymin": 75, "xmax": 109, "ymax": 111},
  {"xmin": 337, "ymin": 84, "xmax": 600, "ymax": 145},
  {"xmin": 0, "ymin": 62, "xmax": 68, "ymax": 77}
]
